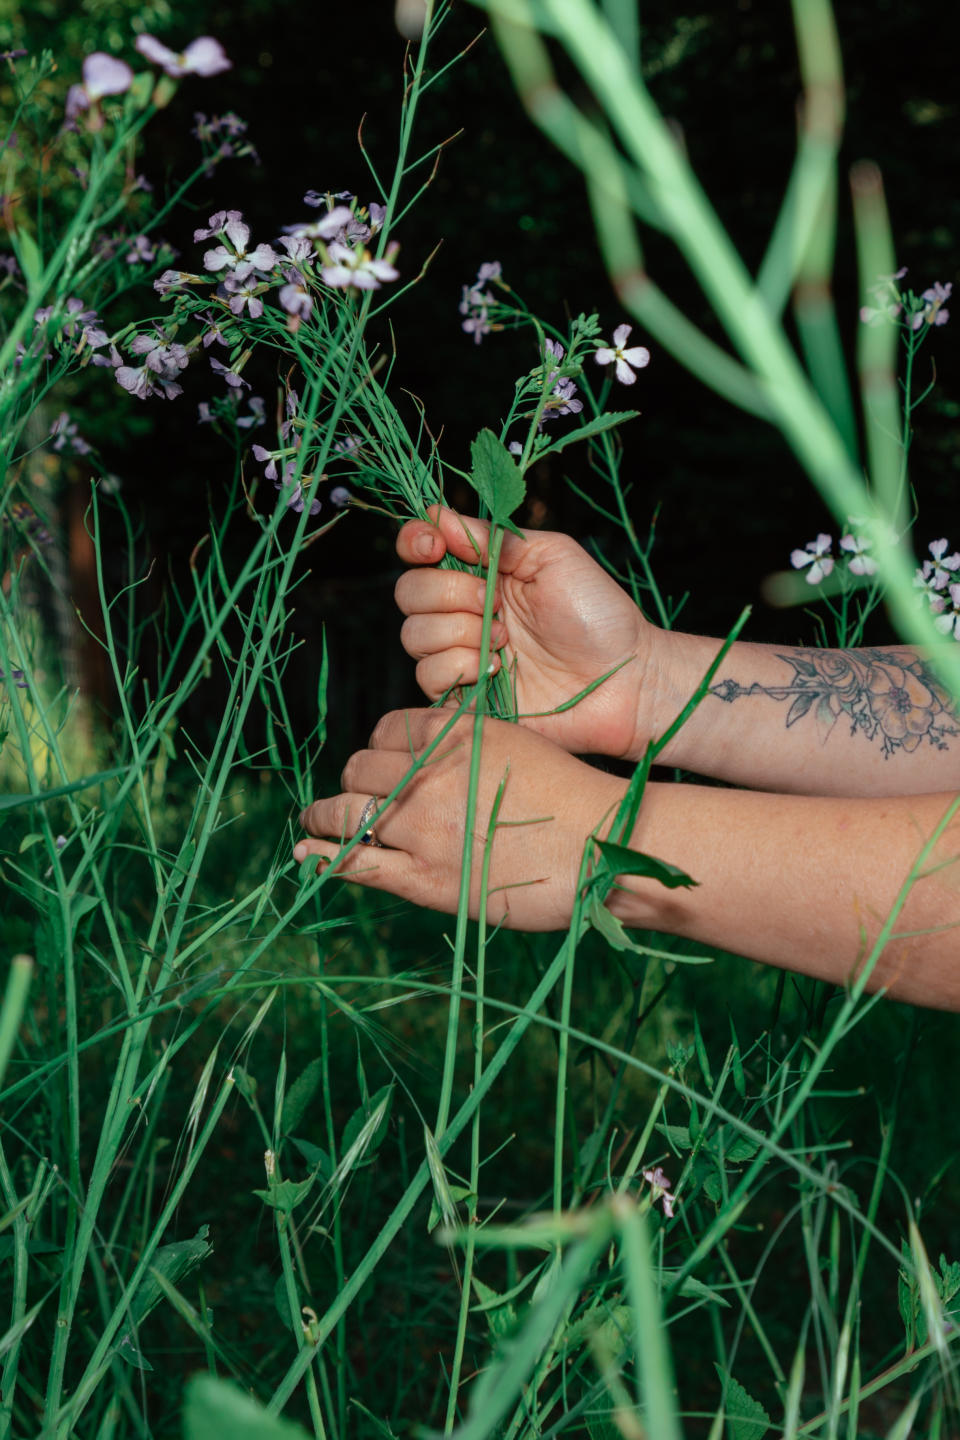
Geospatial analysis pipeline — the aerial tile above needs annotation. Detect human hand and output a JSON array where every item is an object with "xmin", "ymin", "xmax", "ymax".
[
  {"xmin": 294, "ymin": 709, "xmax": 626, "ymax": 929},
  {"xmin": 394, "ymin": 507, "xmax": 658, "ymax": 759}
]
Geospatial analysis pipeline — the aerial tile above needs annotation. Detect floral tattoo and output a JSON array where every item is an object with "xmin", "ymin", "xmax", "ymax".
[{"xmin": 710, "ymin": 648, "xmax": 960, "ymax": 757}]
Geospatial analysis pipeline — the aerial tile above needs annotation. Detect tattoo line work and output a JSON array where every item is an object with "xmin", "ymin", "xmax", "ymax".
[{"xmin": 710, "ymin": 648, "xmax": 960, "ymax": 757}]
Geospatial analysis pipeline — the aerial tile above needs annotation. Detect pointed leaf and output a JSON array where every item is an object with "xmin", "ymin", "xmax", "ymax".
[
  {"xmin": 538, "ymin": 410, "xmax": 639, "ymax": 456},
  {"xmin": 468, "ymin": 428, "xmax": 526, "ymax": 526},
  {"xmin": 596, "ymin": 838, "xmax": 699, "ymax": 889},
  {"xmin": 713, "ymin": 1367, "xmax": 771, "ymax": 1440},
  {"xmin": 281, "ymin": 1057, "xmax": 323, "ymax": 1135}
]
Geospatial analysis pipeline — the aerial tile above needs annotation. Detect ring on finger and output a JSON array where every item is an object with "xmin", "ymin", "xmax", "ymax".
[{"xmin": 355, "ymin": 795, "xmax": 383, "ymax": 847}]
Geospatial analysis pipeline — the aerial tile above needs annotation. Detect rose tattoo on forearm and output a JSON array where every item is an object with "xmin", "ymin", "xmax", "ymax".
[{"xmin": 710, "ymin": 648, "xmax": 960, "ymax": 757}]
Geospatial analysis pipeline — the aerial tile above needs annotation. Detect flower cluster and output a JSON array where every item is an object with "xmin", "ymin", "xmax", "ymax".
[
  {"xmin": 859, "ymin": 267, "xmax": 951, "ymax": 331},
  {"xmin": 459, "ymin": 261, "xmax": 502, "ymax": 343},
  {"xmin": 914, "ymin": 538, "xmax": 960, "ymax": 638},
  {"xmin": 790, "ymin": 529, "xmax": 878, "ymax": 585},
  {"xmin": 64, "ymin": 34, "xmax": 230, "ymax": 130}
]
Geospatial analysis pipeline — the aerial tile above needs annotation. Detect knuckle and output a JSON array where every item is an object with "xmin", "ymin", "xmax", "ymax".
[
  {"xmin": 393, "ymin": 571, "xmax": 413, "ymax": 613},
  {"xmin": 369, "ymin": 709, "xmax": 401, "ymax": 748},
  {"xmin": 399, "ymin": 615, "xmax": 424, "ymax": 659}
]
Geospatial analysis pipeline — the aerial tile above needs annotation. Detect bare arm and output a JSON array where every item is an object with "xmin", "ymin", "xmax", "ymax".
[
  {"xmin": 295, "ymin": 711, "xmax": 960, "ymax": 1012},
  {"xmin": 646, "ymin": 633, "xmax": 960, "ymax": 796},
  {"xmin": 395, "ymin": 510, "xmax": 960, "ymax": 798}
]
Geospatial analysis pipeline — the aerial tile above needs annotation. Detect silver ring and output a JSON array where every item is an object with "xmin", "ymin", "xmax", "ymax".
[{"xmin": 355, "ymin": 796, "xmax": 383, "ymax": 847}]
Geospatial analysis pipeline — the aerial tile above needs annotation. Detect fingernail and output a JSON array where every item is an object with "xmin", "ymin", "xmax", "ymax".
[
  {"xmin": 293, "ymin": 842, "xmax": 307, "ymax": 862},
  {"xmin": 298, "ymin": 809, "xmax": 308, "ymax": 828},
  {"xmin": 414, "ymin": 533, "xmax": 435, "ymax": 559}
]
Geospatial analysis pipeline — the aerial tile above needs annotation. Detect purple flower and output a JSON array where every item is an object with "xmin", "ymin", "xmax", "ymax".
[
  {"xmin": 134, "ymin": 34, "xmax": 231, "ymax": 79},
  {"xmin": 329, "ymin": 486, "xmax": 351, "ymax": 508},
  {"xmin": 910, "ymin": 281, "xmax": 951, "ymax": 331},
  {"xmin": 126, "ymin": 234, "xmax": 156, "ymax": 265},
  {"xmin": 594, "ymin": 324, "xmax": 651, "ymax": 385},
  {"xmin": 278, "ymin": 277, "xmax": 313, "ymax": 321},
  {"xmin": 117, "ymin": 331, "xmax": 189, "ymax": 401},
  {"xmin": 202, "ymin": 214, "xmax": 277, "ymax": 279},
  {"xmin": 220, "ymin": 272, "xmax": 266, "ymax": 318},
  {"xmin": 50, "ymin": 412, "xmax": 92, "ymax": 455},
  {"xmin": 642, "ymin": 1166, "xmax": 676, "ymax": 1219},
  {"xmin": 252, "ymin": 444, "xmax": 279, "ymax": 481},
  {"xmin": 237, "ymin": 396, "xmax": 265, "ymax": 430},
  {"xmin": 277, "ymin": 235, "xmax": 315, "ymax": 265},
  {"xmin": 0, "ymin": 668, "xmax": 28, "ymax": 689},
  {"xmin": 917, "ymin": 538, "xmax": 960, "ymax": 592},
  {"xmin": 65, "ymin": 52, "xmax": 134, "ymax": 125},
  {"xmin": 543, "ymin": 376, "xmax": 583, "ymax": 421},
  {"xmin": 933, "ymin": 585, "xmax": 960, "ymax": 639},
  {"xmin": 194, "ymin": 210, "xmax": 244, "ymax": 242},
  {"xmin": 320, "ymin": 240, "xmax": 400, "ymax": 292},
  {"xmin": 283, "ymin": 206, "xmax": 355, "ymax": 243},
  {"xmin": 790, "ymin": 534, "xmax": 834, "ymax": 585},
  {"xmin": 130, "ymin": 330, "xmax": 190, "ymax": 378},
  {"xmin": 459, "ymin": 263, "xmax": 502, "ymax": 344},
  {"xmin": 282, "ymin": 479, "xmax": 320, "ymax": 517},
  {"xmin": 90, "ymin": 343, "xmax": 122, "ymax": 370},
  {"xmin": 154, "ymin": 269, "xmax": 201, "ymax": 295},
  {"xmin": 839, "ymin": 533, "xmax": 877, "ymax": 577},
  {"xmin": 117, "ymin": 366, "xmax": 182, "ymax": 400},
  {"xmin": 210, "ymin": 355, "xmax": 250, "ymax": 390}
]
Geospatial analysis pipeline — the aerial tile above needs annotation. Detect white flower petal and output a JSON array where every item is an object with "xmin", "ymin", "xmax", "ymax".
[
  {"xmin": 614, "ymin": 357, "xmax": 637, "ymax": 384},
  {"xmin": 621, "ymin": 345, "xmax": 650, "ymax": 369}
]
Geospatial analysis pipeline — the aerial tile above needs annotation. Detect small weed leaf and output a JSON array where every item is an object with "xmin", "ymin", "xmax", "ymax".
[
  {"xmin": 539, "ymin": 409, "xmax": 640, "ymax": 457},
  {"xmin": 12, "ymin": 228, "xmax": 41, "ymax": 290},
  {"xmin": 713, "ymin": 1366, "xmax": 770, "ymax": 1440},
  {"xmin": 595, "ymin": 838, "xmax": 699, "ymax": 890},
  {"xmin": 471, "ymin": 1276, "xmax": 518, "ymax": 1340},
  {"xmin": 291, "ymin": 1137, "xmax": 333, "ymax": 1183},
  {"xmin": 280, "ymin": 1056, "xmax": 324, "ymax": 1135},
  {"xmin": 116, "ymin": 1226, "xmax": 212, "ymax": 1370},
  {"xmin": 252, "ymin": 1174, "xmax": 316, "ymax": 1214},
  {"xmin": 468, "ymin": 428, "xmax": 526, "ymax": 530},
  {"xmin": 183, "ymin": 1375, "xmax": 311, "ymax": 1440}
]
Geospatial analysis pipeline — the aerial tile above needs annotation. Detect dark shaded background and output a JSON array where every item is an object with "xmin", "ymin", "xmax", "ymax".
[{"xmin": 8, "ymin": 0, "xmax": 960, "ymax": 744}]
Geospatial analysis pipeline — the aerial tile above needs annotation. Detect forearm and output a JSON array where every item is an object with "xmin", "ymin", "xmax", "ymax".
[
  {"xmin": 608, "ymin": 782, "xmax": 960, "ymax": 1009},
  {"xmin": 639, "ymin": 633, "xmax": 960, "ymax": 796}
]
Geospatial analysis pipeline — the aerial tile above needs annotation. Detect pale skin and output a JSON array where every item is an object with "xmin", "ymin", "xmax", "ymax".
[{"xmin": 295, "ymin": 508, "xmax": 960, "ymax": 1011}]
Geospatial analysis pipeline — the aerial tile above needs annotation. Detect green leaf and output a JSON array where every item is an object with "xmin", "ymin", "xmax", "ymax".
[
  {"xmin": 585, "ymin": 893, "xmax": 649, "ymax": 954},
  {"xmin": 538, "ymin": 410, "xmax": 639, "ymax": 457},
  {"xmin": 252, "ymin": 1175, "xmax": 316, "ymax": 1214},
  {"xmin": 468, "ymin": 428, "xmax": 526, "ymax": 527},
  {"xmin": 183, "ymin": 1375, "xmax": 311, "ymax": 1440},
  {"xmin": 116, "ymin": 1226, "xmax": 212, "ymax": 1368},
  {"xmin": 428, "ymin": 1183, "xmax": 474, "ymax": 1235},
  {"xmin": 12, "ymin": 228, "xmax": 41, "ymax": 290},
  {"xmin": 281, "ymin": 1057, "xmax": 323, "ymax": 1135},
  {"xmin": 713, "ymin": 1367, "xmax": 771, "ymax": 1440},
  {"xmin": 596, "ymin": 838, "xmax": 699, "ymax": 890},
  {"xmin": 291, "ymin": 1138, "xmax": 333, "ymax": 1182},
  {"xmin": 471, "ymin": 1277, "xmax": 518, "ymax": 1340}
]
